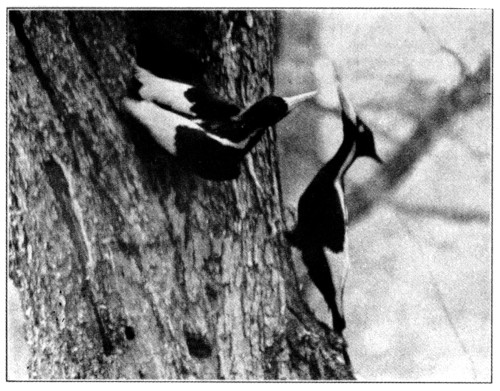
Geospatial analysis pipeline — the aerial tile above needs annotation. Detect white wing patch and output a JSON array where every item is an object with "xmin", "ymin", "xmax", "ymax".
[
  {"xmin": 135, "ymin": 66, "xmax": 196, "ymax": 117},
  {"xmin": 206, "ymin": 132, "xmax": 250, "ymax": 150},
  {"xmin": 123, "ymin": 99, "xmax": 192, "ymax": 155},
  {"xmin": 334, "ymin": 180, "xmax": 347, "ymax": 223},
  {"xmin": 324, "ymin": 245, "xmax": 350, "ymax": 320},
  {"xmin": 123, "ymin": 99, "xmax": 250, "ymax": 153}
]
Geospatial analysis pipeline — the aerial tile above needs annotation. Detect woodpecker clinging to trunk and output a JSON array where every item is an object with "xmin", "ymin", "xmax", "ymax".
[
  {"xmin": 286, "ymin": 74, "xmax": 381, "ymax": 333},
  {"xmin": 123, "ymin": 66, "xmax": 316, "ymax": 180}
]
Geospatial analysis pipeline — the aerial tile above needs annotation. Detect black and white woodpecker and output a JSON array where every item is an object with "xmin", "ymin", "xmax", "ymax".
[
  {"xmin": 123, "ymin": 66, "xmax": 317, "ymax": 180},
  {"xmin": 286, "ymin": 78, "xmax": 382, "ymax": 333}
]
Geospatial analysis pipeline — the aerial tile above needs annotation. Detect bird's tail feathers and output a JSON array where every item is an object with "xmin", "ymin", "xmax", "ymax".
[{"xmin": 323, "ymin": 246, "xmax": 350, "ymax": 325}]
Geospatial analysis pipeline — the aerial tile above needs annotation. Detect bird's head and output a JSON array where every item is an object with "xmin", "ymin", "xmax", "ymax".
[
  {"xmin": 240, "ymin": 91, "xmax": 317, "ymax": 129},
  {"xmin": 354, "ymin": 118, "xmax": 383, "ymax": 163},
  {"xmin": 338, "ymin": 90, "xmax": 382, "ymax": 164}
]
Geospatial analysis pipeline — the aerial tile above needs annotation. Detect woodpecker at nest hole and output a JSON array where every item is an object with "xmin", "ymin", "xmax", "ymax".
[{"xmin": 123, "ymin": 66, "xmax": 316, "ymax": 181}]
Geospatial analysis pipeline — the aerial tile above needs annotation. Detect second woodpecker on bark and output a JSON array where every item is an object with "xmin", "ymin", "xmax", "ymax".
[
  {"xmin": 123, "ymin": 66, "xmax": 316, "ymax": 180},
  {"xmin": 287, "ymin": 73, "xmax": 382, "ymax": 333}
]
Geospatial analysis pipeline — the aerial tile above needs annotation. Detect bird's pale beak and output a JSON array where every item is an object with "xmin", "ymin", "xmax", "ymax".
[{"xmin": 283, "ymin": 91, "xmax": 317, "ymax": 110}]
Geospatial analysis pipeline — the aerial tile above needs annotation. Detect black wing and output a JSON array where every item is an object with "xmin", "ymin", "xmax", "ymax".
[
  {"xmin": 174, "ymin": 126, "xmax": 243, "ymax": 180},
  {"xmin": 291, "ymin": 176, "xmax": 346, "ymax": 253},
  {"xmin": 300, "ymin": 245, "xmax": 346, "ymax": 332}
]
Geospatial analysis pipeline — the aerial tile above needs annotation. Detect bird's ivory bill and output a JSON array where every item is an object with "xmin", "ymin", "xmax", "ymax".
[
  {"xmin": 336, "ymin": 84, "xmax": 358, "ymax": 124},
  {"xmin": 325, "ymin": 59, "xmax": 358, "ymax": 124},
  {"xmin": 135, "ymin": 66, "xmax": 196, "ymax": 117},
  {"xmin": 324, "ymin": 246, "xmax": 350, "ymax": 321},
  {"xmin": 283, "ymin": 90, "xmax": 317, "ymax": 110}
]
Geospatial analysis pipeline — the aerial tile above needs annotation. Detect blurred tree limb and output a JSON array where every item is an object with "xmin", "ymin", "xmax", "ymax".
[
  {"xmin": 390, "ymin": 201, "xmax": 490, "ymax": 224},
  {"xmin": 412, "ymin": 14, "xmax": 470, "ymax": 79},
  {"xmin": 307, "ymin": 55, "xmax": 490, "ymax": 223},
  {"xmin": 348, "ymin": 54, "xmax": 490, "ymax": 223}
]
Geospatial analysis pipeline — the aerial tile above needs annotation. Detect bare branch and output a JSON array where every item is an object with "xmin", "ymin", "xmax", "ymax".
[
  {"xmin": 390, "ymin": 201, "xmax": 490, "ymax": 224},
  {"xmin": 390, "ymin": 211, "xmax": 479, "ymax": 380},
  {"xmin": 348, "ymin": 55, "xmax": 490, "ymax": 223},
  {"xmin": 445, "ymin": 130, "xmax": 490, "ymax": 160},
  {"xmin": 412, "ymin": 13, "xmax": 470, "ymax": 79}
]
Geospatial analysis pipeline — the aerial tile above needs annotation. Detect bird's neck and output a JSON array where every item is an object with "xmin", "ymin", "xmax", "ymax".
[
  {"xmin": 323, "ymin": 131, "xmax": 357, "ymax": 184},
  {"xmin": 206, "ymin": 117, "xmax": 264, "ymax": 146}
]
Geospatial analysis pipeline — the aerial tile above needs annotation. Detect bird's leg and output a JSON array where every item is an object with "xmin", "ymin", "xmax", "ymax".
[
  {"xmin": 324, "ymin": 247, "xmax": 350, "ymax": 334},
  {"xmin": 341, "ymin": 341, "xmax": 352, "ymax": 369}
]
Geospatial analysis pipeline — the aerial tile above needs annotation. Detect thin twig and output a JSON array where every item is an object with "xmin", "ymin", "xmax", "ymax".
[
  {"xmin": 391, "ymin": 209, "xmax": 478, "ymax": 380},
  {"xmin": 412, "ymin": 13, "xmax": 470, "ymax": 79},
  {"xmin": 348, "ymin": 55, "xmax": 490, "ymax": 223},
  {"xmin": 391, "ymin": 201, "xmax": 490, "ymax": 224}
]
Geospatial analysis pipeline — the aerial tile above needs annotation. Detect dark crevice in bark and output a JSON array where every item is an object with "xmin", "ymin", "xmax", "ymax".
[
  {"xmin": 124, "ymin": 325, "xmax": 136, "ymax": 340},
  {"xmin": 65, "ymin": 12, "xmax": 122, "ymax": 113},
  {"xmin": 43, "ymin": 156, "xmax": 113, "ymax": 356},
  {"xmin": 10, "ymin": 11, "xmax": 66, "ymax": 117},
  {"xmin": 10, "ymin": 12, "xmax": 89, "ymax": 177},
  {"xmin": 82, "ymin": 280, "xmax": 114, "ymax": 356},
  {"xmin": 184, "ymin": 326, "xmax": 213, "ymax": 359},
  {"xmin": 129, "ymin": 256, "xmax": 168, "ymax": 341}
]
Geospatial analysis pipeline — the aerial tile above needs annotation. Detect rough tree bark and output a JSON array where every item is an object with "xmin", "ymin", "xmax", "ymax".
[{"xmin": 9, "ymin": 11, "xmax": 353, "ymax": 380}]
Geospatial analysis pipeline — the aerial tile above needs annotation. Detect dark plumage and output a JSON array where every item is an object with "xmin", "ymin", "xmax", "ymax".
[
  {"xmin": 123, "ymin": 66, "xmax": 316, "ymax": 180},
  {"xmin": 287, "ymin": 80, "xmax": 381, "ymax": 333}
]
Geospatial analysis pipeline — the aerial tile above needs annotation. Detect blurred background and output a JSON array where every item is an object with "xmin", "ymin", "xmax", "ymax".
[
  {"xmin": 8, "ymin": 9, "xmax": 491, "ymax": 381},
  {"xmin": 275, "ymin": 9, "xmax": 491, "ymax": 381}
]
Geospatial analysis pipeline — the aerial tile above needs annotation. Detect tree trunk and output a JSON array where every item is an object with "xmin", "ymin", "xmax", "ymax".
[{"xmin": 9, "ymin": 10, "xmax": 353, "ymax": 380}]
